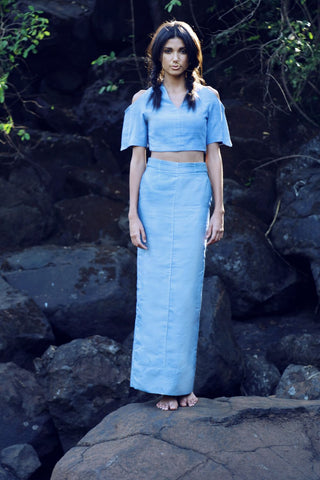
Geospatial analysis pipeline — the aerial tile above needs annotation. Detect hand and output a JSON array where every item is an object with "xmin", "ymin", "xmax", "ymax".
[
  {"xmin": 129, "ymin": 214, "xmax": 147, "ymax": 249},
  {"xmin": 205, "ymin": 212, "xmax": 224, "ymax": 245}
]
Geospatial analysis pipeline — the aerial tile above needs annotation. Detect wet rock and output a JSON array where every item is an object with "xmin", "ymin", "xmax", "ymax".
[
  {"xmin": 241, "ymin": 354, "xmax": 280, "ymax": 396},
  {"xmin": 195, "ymin": 276, "xmax": 244, "ymax": 397},
  {"xmin": 266, "ymin": 333, "xmax": 320, "ymax": 372},
  {"xmin": 54, "ymin": 195, "xmax": 126, "ymax": 244},
  {"xmin": 0, "ymin": 276, "xmax": 54, "ymax": 369},
  {"xmin": 205, "ymin": 205, "xmax": 302, "ymax": 316},
  {"xmin": 0, "ymin": 363, "xmax": 59, "ymax": 461},
  {"xmin": 0, "ymin": 444, "xmax": 41, "ymax": 480},
  {"xmin": 276, "ymin": 364, "xmax": 320, "ymax": 400},
  {"xmin": 270, "ymin": 135, "xmax": 320, "ymax": 301},
  {"xmin": 2, "ymin": 244, "xmax": 136, "ymax": 342},
  {"xmin": 51, "ymin": 396, "xmax": 320, "ymax": 480},
  {"xmin": 34, "ymin": 335, "xmax": 131, "ymax": 451}
]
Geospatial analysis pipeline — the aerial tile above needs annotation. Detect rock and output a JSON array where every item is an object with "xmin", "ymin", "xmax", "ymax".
[
  {"xmin": 276, "ymin": 364, "xmax": 320, "ymax": 400},
  {"xmin": 0, "ymin": 444, "xmax": 41, "ymax": 480},
  {"xmin": 2, "ymin": 244, "xmax": 136, "ymax": 342},
  {"xmin": 54, "ymin": 195, "xmax": 126, "ymax": 244},
  {"xmin": 51, "ymin": 396, "xmax": 320, "ymax": 480},
  {"xmin": 26, "ymin": 131, "xmax": 94, "ymax": 201},
  {"xmin": 195, "ymin": 276, "xmax": 244, "ymax": 397},
  {"xmin": 224, "ymin": 169, "xmax": 277, "ymax": 224},
  {"xmin": 0, "ymin": 169, "xmax": 55, "ymax": 249},
  {"xmin": 205, "ymin": 205, "xmax": 302, "ymax": 316},
  {"xmin": 34, "ymin": 335, "xmax": 131, "ymax": 451},
  {"xmin": 270, "ymin": 136, "xmax": 320, "ymax": 301},
  {"xmin": 241, "ymin": 354, "xmax": 281, "ymax": 396},
  {"xmin": 266, "ymin": 333, "xmax": 320, "ymax": 372},
  {"xmin": 0, "ymin": 466, "xmax": 18, "ymax": 480},
  {"xmin": 0, "ymin": 363, "xmax": 59, "ymax": 461},
  {"xmin": 0, "ymin": 276, "xmax": 54, "ymax": 369}
]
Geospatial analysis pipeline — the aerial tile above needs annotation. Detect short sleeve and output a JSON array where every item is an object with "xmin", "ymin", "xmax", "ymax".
[
  {"xmin": 206, "ymin": 97, "xmax": 232, "ymax": 147},
  {"xmin": 120, "ymin": 99, "xmax": 148, "ymax": 151}
]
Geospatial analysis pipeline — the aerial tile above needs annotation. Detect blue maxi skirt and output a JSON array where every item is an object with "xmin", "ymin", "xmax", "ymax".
[{"xmin": 130, "ymin": 158, "xmax": 212, "ymax": 395}]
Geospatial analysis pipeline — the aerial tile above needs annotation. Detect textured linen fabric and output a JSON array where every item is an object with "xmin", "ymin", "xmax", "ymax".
[
  {"xmin": 130, "ymin": 158, "xmax": 212, "ymax": 395},
  {"xmin": 120, "ymin": 84, "xmax": 232, "ymax": 152}
]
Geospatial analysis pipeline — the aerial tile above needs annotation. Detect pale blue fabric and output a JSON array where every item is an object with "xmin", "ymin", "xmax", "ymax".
[
  {"xmin": 130, "ymin": 158, "xmax": 212, "ymax": 395},
  {"xmin": 120, "ymin": 84, "xmax": 232, "ymax": 152}
]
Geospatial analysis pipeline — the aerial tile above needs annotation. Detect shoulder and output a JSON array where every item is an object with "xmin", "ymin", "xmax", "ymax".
[
  {"xmin": 131, "ymin": 87, "xmax": 154, "ymax": 103},
  {"xmin": 131, "ymin": 89, "xmax": 147, "ymax": 104},
  {"xmin": 199, "ymin": 85, "xmax": 220, "ymax": 100}
]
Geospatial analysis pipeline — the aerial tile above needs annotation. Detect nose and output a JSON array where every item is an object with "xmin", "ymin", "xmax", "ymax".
[{"xmin": 172, "ymin": 51, "xmax": 178, "ymax": 60}]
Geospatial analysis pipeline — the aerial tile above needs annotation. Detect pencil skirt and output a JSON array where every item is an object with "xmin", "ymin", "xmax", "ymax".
[{"xmin": 130, "ymin": 157, "xmax": 212, "ymax": 395}]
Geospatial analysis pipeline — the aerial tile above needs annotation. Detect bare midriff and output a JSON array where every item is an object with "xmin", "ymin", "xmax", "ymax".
[{"xmin": 150, "ymin": 151, "xmax": 204, "ymax": 163}]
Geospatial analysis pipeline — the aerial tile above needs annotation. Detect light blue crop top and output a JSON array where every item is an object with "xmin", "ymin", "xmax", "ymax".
[{"xmin": 120, "ymin": 84, "xmax": 232, "ymax": 152}]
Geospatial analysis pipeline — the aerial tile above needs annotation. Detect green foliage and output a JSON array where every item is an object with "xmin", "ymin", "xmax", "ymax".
[
  {"xmin": 0, "ymin": 0, "xmax": 50, "ymax": 144},
  {"xmin": 98, "ymin": 79, "xmax": 125, "ymax": 94},
  {"xmin": 165, "ymin": 0, "xmax": 182, "ymax": 13},
  {"xmin": 209, "ymin": 0, "xmax": 320, "ymax": 125},
  {"xmin": 91, "ymin": 51, "xmax": 117, "ymax": 66}
]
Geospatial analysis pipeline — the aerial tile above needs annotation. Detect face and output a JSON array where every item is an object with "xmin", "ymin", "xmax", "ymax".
[{"xmin": 161, "ymin": 37, "xmax": 189, "ymax": 78}]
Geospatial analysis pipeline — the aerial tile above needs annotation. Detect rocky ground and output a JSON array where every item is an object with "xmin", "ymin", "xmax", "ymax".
[{"xmin": 51, "ymin": 396, "xmax": 320, "ymax": 480}]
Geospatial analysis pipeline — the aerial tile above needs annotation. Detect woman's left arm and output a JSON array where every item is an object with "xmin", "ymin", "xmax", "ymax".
[{"xmin": 205, "ymin": 142, "xmax": 225, "ymax": 245}]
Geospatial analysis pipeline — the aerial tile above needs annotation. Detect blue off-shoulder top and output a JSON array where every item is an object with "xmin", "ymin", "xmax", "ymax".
[{"xmin": 120, "ymin": 84, "xmax": 232, "ymax": 152}]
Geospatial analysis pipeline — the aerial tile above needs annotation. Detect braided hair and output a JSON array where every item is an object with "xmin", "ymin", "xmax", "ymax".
[{"xmin": 147, "ymin": 21, "xmax": 205, "ymax": 110}]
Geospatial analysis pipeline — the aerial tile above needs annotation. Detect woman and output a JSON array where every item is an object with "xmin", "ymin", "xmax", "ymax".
[{"xmin": 121, "ymin": 21, "xmax": 232, "ymax": 411}]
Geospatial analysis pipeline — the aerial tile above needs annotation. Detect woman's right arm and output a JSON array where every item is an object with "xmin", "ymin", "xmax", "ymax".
[{"xmin": 128, "ymin": 146, "xmax": 148, "ymax": 249}]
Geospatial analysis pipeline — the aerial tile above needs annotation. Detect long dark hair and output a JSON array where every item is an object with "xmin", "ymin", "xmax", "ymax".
[{"xmin": 147, "ymin": 21, "xmax": 204, "ymax": 110}]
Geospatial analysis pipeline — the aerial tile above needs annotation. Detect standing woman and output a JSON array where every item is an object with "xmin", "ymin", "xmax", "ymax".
[{"xmin": 121, "ymin": 21, "xmax": 232, "ymax": 411}]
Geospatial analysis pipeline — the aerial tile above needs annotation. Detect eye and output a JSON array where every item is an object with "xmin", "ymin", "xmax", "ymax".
[
  {"xmin": 163, "ymin": 48, "xmax": 172, "ymax": 54},
  {"xmin": 180, "ymin": 49, "xmax": 187, "ymax": 54}
]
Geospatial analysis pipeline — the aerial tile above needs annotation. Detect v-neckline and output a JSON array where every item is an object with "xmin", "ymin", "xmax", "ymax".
[{"xmin": 161, "ymin": 84, "xmax": 186, "ymax": 109}]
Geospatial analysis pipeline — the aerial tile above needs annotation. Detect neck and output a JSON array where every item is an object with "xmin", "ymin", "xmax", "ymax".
[{"xmin": 163, "ymin": 75, "xmax": 186, "ymax": 91}]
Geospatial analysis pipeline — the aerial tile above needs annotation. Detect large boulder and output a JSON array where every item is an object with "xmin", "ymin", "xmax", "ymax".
[
  {"xmin": 270, "ymin": 135, "xmax": 320, "ymax": 301},
  {"xmin": 205, "ymin": 205, "xmax": 302, "ymax": 316},
  {"xmin": 1, "ymin": 244, "xmax": 136, "ymax": 342},
  {"xmin": 34, "ymin": 335, "xmax": 131, "ymax": 451},
  {"xmin": 195, "ymin": 276, "xmax": 244, "ymax": 397},
  {"xmin": 276, "ymin": 364, "xmax": 320, "ymax": 400},
  {"xmin": 266, "ymin": 333, "xmax": 320, "ymax": 372},
  {"xmin": 0, "ymin": 363, "xmax": 59, "ymax": 461},
  {"xmin": 0, "ymin": 276, "xmax": 54, "ymax": 369},
  {"xmin": 51, "ymin": 396, "xmax": 320, "ymax": 480}
]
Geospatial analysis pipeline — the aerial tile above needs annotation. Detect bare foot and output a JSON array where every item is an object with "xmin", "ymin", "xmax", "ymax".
[
  {"xmin": 179, "ymin": 392, "xmax": 198, "ymax": 407},
  {"xmin": 156, "ymin": 396, "xmax": 179, "ymax": 411}
]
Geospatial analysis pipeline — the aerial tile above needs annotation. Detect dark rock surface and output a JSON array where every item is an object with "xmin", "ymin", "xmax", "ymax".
[
  {"xmin": 0, "ymin": 363, "xmax": 59, "ymax": 460},
  {"xmin": 54, "ymin": 194, "xmax": 126, "ymax": 244},
  {"xmin": 0, "ymin": 170, "xmax": 55, "ymax": 249},
  {"xmin": 0, "ymin": 444, "xmax": 41, "ymax": 480},
  {"xmin": 195, "ymin": 276, "xmax": 244, "ymax": 396},
  {"xmin": 241, "ymin": 354, "xmax": 281, "ymax": 396},
  {"xmin": 205, "ymin": 205, "xmax": 302, "ymax": 316},
  {"xmin": 34, "ymin": 335, "xmax": 131, "ymax": 451},
  {"xmin": 276, "ymin": 364, "xmax": 320, "ymax": 400},
  {"xmin": 0, "ymin": 276, "xmax": 54, "ymax": 369},
  {"xmin": 0, "ymin": 466, "xmax": 19, "ymax": 480},
  {"xmin": 51, "ymin": 396, "xmax": 320, "ymax": 480},
  {"xmin": 270, "ymin": 137, "xmax": 320, "ymax": 301},
  {"xmin": 2, "ymin": 244, "xmax": 136, "ymax": 342},
  {"xmin": 266, "ymin": 333, "xmax": 320, "ymax": 372}
]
